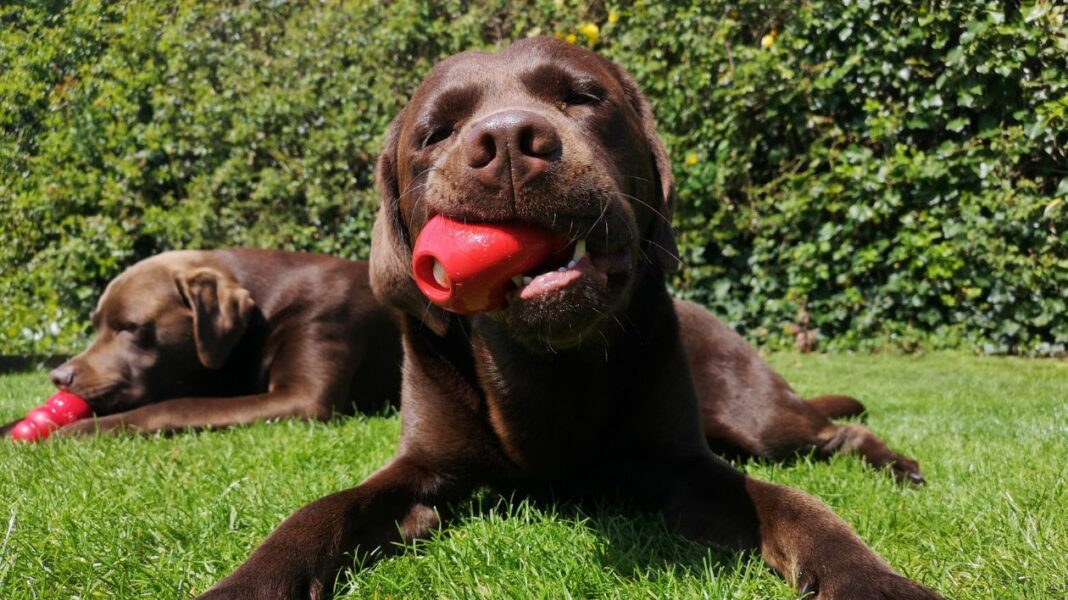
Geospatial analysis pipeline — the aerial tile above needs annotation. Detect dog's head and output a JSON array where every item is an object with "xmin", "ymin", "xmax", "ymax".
[
  {"xmin": 49, "ymin": 252, "xmax": 255, "ymax": 414},
  {"xmin": 371, "ymin": 37, "xmax": 678, "ymax": 346}
]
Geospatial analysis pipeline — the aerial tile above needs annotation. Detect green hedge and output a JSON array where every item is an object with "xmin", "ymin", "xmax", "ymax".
[{"xmin": 2, "ymin": 0, "xmax": 1066, "ymax": 355}]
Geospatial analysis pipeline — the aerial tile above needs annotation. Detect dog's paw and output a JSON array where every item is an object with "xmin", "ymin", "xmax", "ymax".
[
  {"xmin": 798, "ymin": 568, "xmax": 940, "ymax": 599},
  {"xmin": 888, "ymin": 452, "xmax": 925, "ymax": 485}
]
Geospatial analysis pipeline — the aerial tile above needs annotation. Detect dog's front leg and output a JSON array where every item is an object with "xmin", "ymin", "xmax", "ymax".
[
  {"xmin": 197, "ymin": 455, "xmax": 463, "ymax": 600},
  {"xmin": 652, "ymin": 455, "xmax": 940, "ymax": 599},
  {"xmin": 53, "ymin": 391, "xmax": 335, "ymax": 436}
]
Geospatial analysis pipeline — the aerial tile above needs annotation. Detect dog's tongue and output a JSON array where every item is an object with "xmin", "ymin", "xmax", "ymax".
[
  {"xmin": 518, "ymin": 255, "xmax": 598, "ymax": 301},
  {"xmin": 412, "ymin": 215, "xmax": 569, "ymax": 314}
]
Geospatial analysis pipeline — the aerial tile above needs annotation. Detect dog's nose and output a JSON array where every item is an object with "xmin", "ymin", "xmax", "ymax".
[
  {"xmin": 50, "ymin": 364, "xmax": 76, "ymax": 389},
  {"xmin": 464, "ymin": 110, "xmax": 560, "ymax": 191}
]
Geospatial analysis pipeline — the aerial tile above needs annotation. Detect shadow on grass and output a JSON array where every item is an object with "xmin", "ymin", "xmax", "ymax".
[{"xmin": 442, "ymin": 489, "xmax": 751, "ymax": 580}]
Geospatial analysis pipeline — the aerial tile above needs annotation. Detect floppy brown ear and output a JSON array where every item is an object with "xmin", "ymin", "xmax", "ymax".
[
  {"xmin": 608, "ymin": 63, "xmax": 682, "ymax": 273},
  {"xmin": 369, "ymin": 114, "xmax": 450, "ymax": 335},
  {"xmin": 176, "ymin": 268, "xmax": 255, "ymax": 369}
]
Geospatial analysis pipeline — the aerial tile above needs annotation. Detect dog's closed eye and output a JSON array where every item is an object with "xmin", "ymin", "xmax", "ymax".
[
  {"xmin": 113, "ymin": 321, "xmax": 140, "ymax": 333},
  {"xmin": 422, "ymin": 127, "xmax": 454, "ymax": 148}
]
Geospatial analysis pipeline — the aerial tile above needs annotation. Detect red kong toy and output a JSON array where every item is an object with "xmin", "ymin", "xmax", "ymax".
[
  {"xmin": 412, "ymin": 215, "xmax": 570, "ymax": 314},
  {"xmin": 9, "ymin": 391, "xmax": 91, "ymax": 443}
]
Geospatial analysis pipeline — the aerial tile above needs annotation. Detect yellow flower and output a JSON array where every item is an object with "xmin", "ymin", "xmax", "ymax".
[
  {"xmin": 565, "ymin": 33, "xmax": 577, "ymax": 44},
  {"xmin": 578, "ymin": 22, "xmax": 599, "ymax": 45},
  {"xmin": 685, "ymin": 152, "xmax": 698, "ymax": 167},
  {"xmin": 554, "ymin": 31, "xmax": 566, "ymax": 41},
  {"xmin": 607, "ymin": 11, "xmax": 619, "ymax": 24},
  {"xmin": 760, "ymin": 30, "xmax": 777, "ymax": 49}
]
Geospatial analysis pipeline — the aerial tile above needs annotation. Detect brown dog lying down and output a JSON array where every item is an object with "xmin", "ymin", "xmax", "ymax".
[
  {"xmin": 198, "ymin": 38, "xmax": 937, "ymax": 599},
  {"xmin": 0, "ymin": 252, "xmax": 920, "ymax": 485},
  {"xmin": 0, "ymin": 250, "xmax": 403, "ymax": 436}
]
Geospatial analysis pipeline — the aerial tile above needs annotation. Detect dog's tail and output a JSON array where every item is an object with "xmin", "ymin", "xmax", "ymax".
[{"xmin": 805, "ymin": 395, "xmax": 867, "ymax": 420}]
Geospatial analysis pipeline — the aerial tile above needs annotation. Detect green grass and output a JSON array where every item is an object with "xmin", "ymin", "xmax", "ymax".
[{"xmin": 1, "ymin": 353, "xmax": 1065, "ymax": 598}]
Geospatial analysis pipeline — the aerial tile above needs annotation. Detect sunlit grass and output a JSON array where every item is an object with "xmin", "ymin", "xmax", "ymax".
[{"xmin": 1, "ymin": 353, "xmax": 1064, "ymax": 598}]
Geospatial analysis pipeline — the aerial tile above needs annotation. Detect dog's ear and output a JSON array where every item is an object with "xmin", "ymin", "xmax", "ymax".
[
  {"xmin": 608, "ymin": 63, "xmax": 682, "ymax": 273},
  {"xmin": 176, "ymin": 268, "xmax": 255, "ymax": 369},
  {"xmin": 369, "ymin": 114, "xmax": 450, "ymax": 336}
]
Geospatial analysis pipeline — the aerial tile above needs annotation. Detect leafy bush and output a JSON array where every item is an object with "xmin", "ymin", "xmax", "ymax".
[{"xmin": 2, "ymin": 0, "xmax": 1065, "ymax": 355}]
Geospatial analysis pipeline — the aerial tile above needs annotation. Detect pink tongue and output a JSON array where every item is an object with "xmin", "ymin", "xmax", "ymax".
[
  {"xmin": 519, "ymin": 270, "xmax": 584, "ymax": 300},
  {"xmin": 518, "ymin": 255, "xmax": 601, "ymax": 300}
]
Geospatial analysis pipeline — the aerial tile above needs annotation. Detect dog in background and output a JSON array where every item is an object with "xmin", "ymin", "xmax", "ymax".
[{"xmin": 1, "ymin": 249, "xmax": 403, "ymax": 436}]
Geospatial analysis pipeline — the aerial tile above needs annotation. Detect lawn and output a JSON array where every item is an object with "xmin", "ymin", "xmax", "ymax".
[{"xmin": 0, "ymin": 352, "xmax": 1064, "ymax": 598}]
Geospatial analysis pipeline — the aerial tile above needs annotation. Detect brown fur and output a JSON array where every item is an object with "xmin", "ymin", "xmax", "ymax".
[
  {"xmin": 197, "ymin": 39, "xmax": 937, "ymax": 599},
  {"xmin": 677, "ymin": 299, "xmax": 923, "ymax": 482},
  {"xmin": 3, "ymin": 250, "xmax": 402, "ymax": 435}
]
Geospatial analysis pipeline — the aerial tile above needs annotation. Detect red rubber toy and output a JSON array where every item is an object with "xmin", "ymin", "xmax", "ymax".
[
  {"xmin": 47, "ymin": 390, "xmax": 91, "ymax": 423},
  {"xmin": 412, "ymin": 215, "xmax": 570, "ymax": 314},
  {"xmin": 9, "ymin": 390, "xmax": 91, "ymax": 443}
]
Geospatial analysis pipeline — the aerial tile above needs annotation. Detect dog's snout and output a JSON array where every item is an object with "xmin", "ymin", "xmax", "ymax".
[
  {"xmin": 50, "ymin": 363, "xmax": 76, "ymax": 389},
  {"xmin": 464, "ymin": 110, "xmax": 560, "ymax": 191}
]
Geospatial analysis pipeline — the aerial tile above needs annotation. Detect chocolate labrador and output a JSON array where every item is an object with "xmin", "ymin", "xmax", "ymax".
[
  {"xmin": 0, "ymin": 250, "xmax": 402, "ymax": 435},
  {"xmin": 198, "ymin": 38, "xmax": 937, "ymax": 598}
]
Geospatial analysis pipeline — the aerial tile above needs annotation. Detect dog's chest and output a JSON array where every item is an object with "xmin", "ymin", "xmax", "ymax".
[{"xmin": 477, "ymin": 351, "xmax": 632, "ymax": 477}]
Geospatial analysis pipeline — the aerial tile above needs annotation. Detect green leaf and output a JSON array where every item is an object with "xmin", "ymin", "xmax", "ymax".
[{"xmin": 946, "ymin": 117, "xmax": 968, "ymax": 132}]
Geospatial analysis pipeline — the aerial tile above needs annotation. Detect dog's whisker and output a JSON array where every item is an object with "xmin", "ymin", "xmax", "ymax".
[
  {"xmin": 611, "ymin": 190, "xmax": 672, "ymax": 227},
  {"xmin": 596, "ymin": 330, "xmax": 610, "ymax": 362},
  {"xmin": 399, "ymin": 181, "xmax": 432, "ymax": 203},
  {"xmin": 420, "ymin": 300, "xmax": 437, "ymax": 330},
  {"xmin": 398, "ymin": 167, "xmax": 441, "ymax": 220},
  {"xmin": 580, "ymin": 198, "xmax": 610, "ymax": 240},
  {"xmin": 590, "ymin": 306, "xmax": 626, "ymax": 336},
  {"xmin": 455, "ymin": 313, "xmax": 473, "ymax": 345},
  {"xmin": 401, "ymin": 180, "xmax": 438, "ymax": 219},
  {"xmin": 398, "ymin": 166, "xmax": 439, "ymax": 199},
  {"xmin": 643, "ymin": 239, "xmax": 682, "ymax": 266}
]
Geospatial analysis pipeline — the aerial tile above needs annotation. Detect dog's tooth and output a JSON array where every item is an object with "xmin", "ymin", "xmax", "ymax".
[
  {"xmin": 512, "ymin": 275, "xmax": 524, "ymax": 287},
  {"xmin": 572, "ymin": 239, "xmax": 587, "ymax": 261},
  {"xmin": 557, "ymin": 267, "xmax": 566, "ymax": 272},
  {"xmin": 433, "ymin": 260, "xmax": 449, "ymax": 287},
  {"xmin": 523, "ymin": 276, "xmax": 532, "ymax": 285},
  {"xmin": 566, "ymin": 260, "xmax": 577, "ymax": 269}
]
